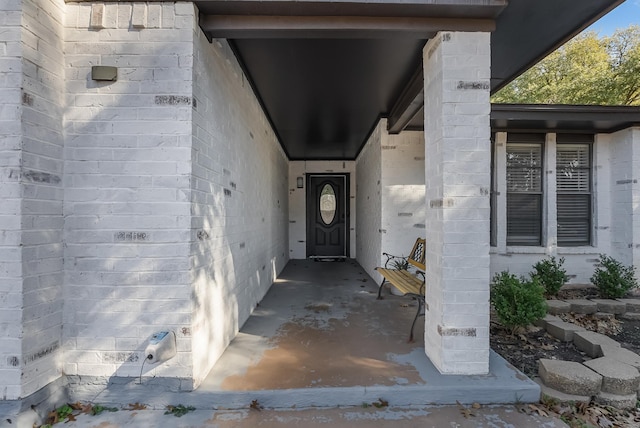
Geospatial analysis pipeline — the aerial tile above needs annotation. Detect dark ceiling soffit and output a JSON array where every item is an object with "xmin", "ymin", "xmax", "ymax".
[
  {"xmin": 387, "ymin": 64, "xmax": 424, "ymax": 134},
  {"xmin": 199, "ymin": 15, "xmax": 495, "ymax": 39}
]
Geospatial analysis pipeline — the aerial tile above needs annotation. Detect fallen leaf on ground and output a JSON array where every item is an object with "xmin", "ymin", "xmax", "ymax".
[{"xmin": 125, "ymin": 402, "xmax": 147, "ymax": 411}]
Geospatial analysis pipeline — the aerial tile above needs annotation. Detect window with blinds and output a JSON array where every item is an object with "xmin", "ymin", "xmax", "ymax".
[
  {"xmin": 506, "ymin": 141, "xmax": 543, "ymax": 246},
  {"xmin": 557, "ymin": 142, "xmax": 591, "ymax": 246}
]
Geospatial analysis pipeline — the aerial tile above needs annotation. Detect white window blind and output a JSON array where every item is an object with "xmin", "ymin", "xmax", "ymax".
[
  {"xmin": 557, "ymin": 143, "xmax": 591, "ymax": 246},
  {"xmin": 506, "ymin": 142, "xmax": 543, "ymax": 246}
]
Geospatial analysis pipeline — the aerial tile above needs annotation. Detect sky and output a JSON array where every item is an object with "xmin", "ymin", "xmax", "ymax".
[{"xmin": 586, "ymin": 0, "xmax": 640, "ymax": 35}]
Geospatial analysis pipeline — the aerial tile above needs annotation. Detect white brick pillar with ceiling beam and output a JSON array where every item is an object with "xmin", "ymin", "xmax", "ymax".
[{"xmin": 422, "ymin": 32, "xmax": 491, "ymax": 375}]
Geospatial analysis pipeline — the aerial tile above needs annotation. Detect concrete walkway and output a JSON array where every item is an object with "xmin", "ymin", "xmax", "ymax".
[
  {"xmin": 65, "ymin": 260, "xmax": 539, "ymax": 410},
  {"xmin": 3, "ymin": 260, "xmax": 552, "ymax": 427},
  {"xmin": 8, "ymin": 405, "xmax": 567, "ymax": 428}
]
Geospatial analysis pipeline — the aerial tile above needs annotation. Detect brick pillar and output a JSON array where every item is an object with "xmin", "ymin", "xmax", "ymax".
[{"xmin": 422, "ymin": 32, "xmax": 491, "ymax": 375}]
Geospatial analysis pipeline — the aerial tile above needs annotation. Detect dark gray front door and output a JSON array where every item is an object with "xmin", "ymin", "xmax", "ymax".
[{"xmin": 306, "ymin": 174, "xmax": 349, "ymax": 258}]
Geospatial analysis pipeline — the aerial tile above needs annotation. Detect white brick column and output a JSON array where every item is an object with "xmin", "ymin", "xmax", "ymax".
[
  {"xmin": 422, "ymin": 32, "xmax": 491, "ymax": 375},
  {"xmin": 0, "ymin": 0, "xmax": 24, "ymax": 400},
  {"xmin": 63, "ymin": 1, "xmax": 195, "ymax": 383}
]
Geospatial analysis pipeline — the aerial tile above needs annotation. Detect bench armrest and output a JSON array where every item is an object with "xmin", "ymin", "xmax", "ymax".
[{"xmin": 382, "ymin": 252, "xmax": 409, "ymax": 269}]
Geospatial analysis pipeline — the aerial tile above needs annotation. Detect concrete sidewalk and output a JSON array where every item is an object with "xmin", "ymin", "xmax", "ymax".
[{"xmin": 7, "ymin": 404, "xmax": 567, "ymax": 428}]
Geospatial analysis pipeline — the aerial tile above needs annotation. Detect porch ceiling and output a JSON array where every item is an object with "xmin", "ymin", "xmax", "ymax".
[{"xmin": 195, "ymin": 0, "xmax": 624, "ymax": 160}]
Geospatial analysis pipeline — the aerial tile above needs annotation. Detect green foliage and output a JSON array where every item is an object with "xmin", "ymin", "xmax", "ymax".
[
  {"xmin": 165, "ymin": 404, "xmax": 196, "ymax": 417},
  {"xmin": 390, "ymin": 258, "xmax": 409, "ymax": 270},
  {"xmin": 590, "ymin": 254, "xmax": 638, "ymax": 299},
  {"xmin": 530, "ymin": 256, "xmax": 569, "ymax": 298},
  {"xmin": 91, "ymin": 404, "xmax": 118, "ymax": 416},
  {"xmin": 493, "ymin": 26, "xmax": 640, "ymax": 106},
  {"xmin": 55, "ymin": 404, "xmax": 74, "ymax": 420},
  {"xmin": 490, "ymin": 271, "xmax": 547, "ymax": 334}
]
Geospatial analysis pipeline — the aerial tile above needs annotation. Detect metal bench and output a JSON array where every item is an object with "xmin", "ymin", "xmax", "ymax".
[{"xmin": 375, "ymin": 238, "xmax": 426, "ymax": 342}]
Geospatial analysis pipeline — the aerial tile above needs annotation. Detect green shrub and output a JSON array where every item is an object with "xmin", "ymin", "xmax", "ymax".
[
  {"xmin": 591, "ymin": 254, "xmax": 638, "ymax": 299},
  {"xmin": 530, "ymin": 256, "xmax": 569, "ymax": 298},
  {"xmin": 490, "ymin": 271, "xmax": 547, "ymax": 334}
]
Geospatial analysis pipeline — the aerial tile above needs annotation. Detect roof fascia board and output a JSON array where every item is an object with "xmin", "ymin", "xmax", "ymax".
[{"xmin": 199, "ymin": 15, "xmax": 494, "ymax": 39}]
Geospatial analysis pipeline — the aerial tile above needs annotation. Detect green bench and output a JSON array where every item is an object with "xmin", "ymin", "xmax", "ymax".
[{"xmin": 375, "ymin": 238, "xmax": 426, "ymax": 342}]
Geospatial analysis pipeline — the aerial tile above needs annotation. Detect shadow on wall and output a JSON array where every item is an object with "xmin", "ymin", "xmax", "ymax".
[{"xmin": 61, "ymin": 13, "xmax": 291, "ymax": 391}]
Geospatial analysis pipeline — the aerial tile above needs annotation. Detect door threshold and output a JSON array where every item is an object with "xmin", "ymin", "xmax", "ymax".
[{"xmin": 308, "ymin": 256, "xmax": 347, "ymax": 262}]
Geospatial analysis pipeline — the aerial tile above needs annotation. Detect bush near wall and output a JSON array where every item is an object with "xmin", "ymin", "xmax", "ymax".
[{"xmin": 490, "ymin": 271, "xmax": 547, "ymax": 334}]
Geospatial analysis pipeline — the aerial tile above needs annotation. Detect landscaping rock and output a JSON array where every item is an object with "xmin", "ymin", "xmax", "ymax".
[
  {"xmin": 617, "ymin": 298, "xmax": 640, "ymax": 313},
  {"xmin": 593, "ymin": 312, "xmax": 615, "ymax": 320},
  {"xmin": 619, "ymin": 312, "xmax": 640, "ymax": 321},
  {"xmin": 545, "ymin": 320, "xmax": 586, "ymax": 342},
  {"xmin": 534, "ymin": 378, "xmax": 591, "ymax": 405},
  {"xmin": 569, "ymin": 299, "xmax": 598, "ymax": 314},
  {"xmin": 534, "ymin": 314, "xmax": 562, "ymax": 329},
  {"xmin": 593, "ymin": 391, "xmax": 638, "ymax": 410},
  {"xmin": 538, "ymin": 359, "xmax": 602, "ymax": 396},
  {"xmin": 583, "ymin": 357, "xmax": 640, "ymax": 395},
  {"xmin": 573, "ymin": 331, "xmax": 621, "ymax": 358},
  {"xmin": 601, "ymin": 346, "xmax": 640, "ymax": 370},
  {"xmin": 546, "ymin": 300, "xmax": 571, "ymax": 315},
  {"xmin": 590, "ymin": 299, "xmax": 627, "ymax": 315}
]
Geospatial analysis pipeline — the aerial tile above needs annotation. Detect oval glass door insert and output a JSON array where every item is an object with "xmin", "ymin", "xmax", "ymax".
[{"xmin": 320, "ymin": 184, "xmax": 337, "ymax": 225}]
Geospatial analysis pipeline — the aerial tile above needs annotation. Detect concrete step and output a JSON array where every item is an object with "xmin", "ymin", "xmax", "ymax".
[
  {"xmin": 572, "ymin": 331, "xmax": 621, "ymax": 358},
  {"xmin": 538, "ymin": 359, "xmax": 602, "ymax": 396},
  {"xmin": 589, "ymin": 299, "xmax": 626, "ymax": 315},
  {"xmin": 601, "ymin": 347, "xmax": 640, "ymax": 371},
  {"xmin": 545, "ymin": 320, "xmax": 586, "ymax": 342},
  {"xmin": 569, "ymin": 299, "xmax": 598, "ymax": 314},
  {"xmin": 583, "ymin": 357, "xmax": 640, "ymax": 395},
  {"xmin": 619, "ymin": 312, "xmax": 640, "ymax": 321},
  {"xmin": 616, "ymin": 298, "xmax": 640, "ymax": 313},
  {"xmin": 534, "ymin": 378, "xmax": 591, "ymax": 405},
  {"xmin": 546, "ymin": 300, "xmax": 571, "ymax": 315},
  {"xmin": 593, "ymin": 391, "xmax": 638, "ymax": 410},
  {"xmin": 534, "ymin": 314, "xmax": 562, "ymax": 329}
]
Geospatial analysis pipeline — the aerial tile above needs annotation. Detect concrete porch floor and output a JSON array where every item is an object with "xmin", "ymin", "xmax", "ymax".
[{"xmin": 67, "ymin": 259, "xmax": 539, "ymax": 411}]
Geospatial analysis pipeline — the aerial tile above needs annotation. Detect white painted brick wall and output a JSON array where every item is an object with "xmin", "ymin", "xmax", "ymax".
[
  {"xmin": 190, "ymin": 30, "xmax": 289, "ymax": 385},
  {"xmin": 0, "ymin": 0, "xmax": 67, "ymax": 400},
  {"xmin": 289, "ymin": 161, "xmax": 355, "ymax": 259},
  {"xmin": 381, "ymin": 130, "xmax": 426, "ymax": 260},
  {"xmin": 355, "ymin": 121, "xmax": 383, "ymax": 280},
  {"xmin": 611, "ymin": 128, "xmax": 640, "ymax": 268},
  {"xmin": 63, "ymin": 2, "xmax": 195, "ymax": 382},
  {"xmin": 20, "ymin": 0, "xmax": 66, "ymax": 397},
  {"xmin": 0, "ymin": 0, "xmax": 24, "ymax": 401},
  {"xmin": 423, "ymin": 32, "xmax": 491, "ymax": 375}
]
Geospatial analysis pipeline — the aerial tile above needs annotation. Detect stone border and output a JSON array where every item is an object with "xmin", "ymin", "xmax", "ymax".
[{"xmin": 536, "ymin": 298, "xmax": 640, "ymax": 410}]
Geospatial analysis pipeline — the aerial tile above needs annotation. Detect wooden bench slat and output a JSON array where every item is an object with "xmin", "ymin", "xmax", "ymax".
[{"xmin": 375, "ymin": 268, "xmax": 423, "ymax": 296}]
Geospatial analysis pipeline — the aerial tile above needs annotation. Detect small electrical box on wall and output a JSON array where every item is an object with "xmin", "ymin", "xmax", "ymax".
[
  {"xmin": 144, "ymin": 330, "xmax": 176, "ymax": 364},
  {"xmin": 91, "ymin": 65, "xmax": 117, "ymax": 81}
]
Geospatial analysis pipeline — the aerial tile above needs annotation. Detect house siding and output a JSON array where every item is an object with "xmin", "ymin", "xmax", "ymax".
[
  {"xmin": 63, "ymin": 2, "xmax": 195, "ymax": 382},
  {"xmin": 190, "ymin": 31, "xmax": 289, "ymax": 386},
  {"xmin": 0, "ymin": 0, "xmax": 26, "ymax": 402},
  {"xmin": 355, "ymin": 121, "xmax": 383, "ymax": 280},
  {"xmin": 381, "ymin": 130, "xmax": 426, "ymax": 262}
]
